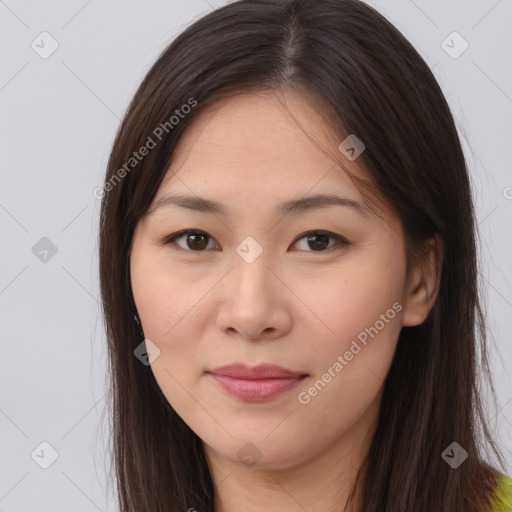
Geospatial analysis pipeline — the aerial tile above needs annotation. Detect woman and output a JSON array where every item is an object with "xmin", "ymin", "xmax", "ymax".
[{"xmin": 98, "ymin": 0, "xmax": 511, "ymax": 510}]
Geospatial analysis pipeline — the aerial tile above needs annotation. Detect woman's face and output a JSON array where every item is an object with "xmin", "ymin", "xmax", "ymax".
[{"xmin": 130, "ymin": 89, "xmax": 423, "ymax": 470}]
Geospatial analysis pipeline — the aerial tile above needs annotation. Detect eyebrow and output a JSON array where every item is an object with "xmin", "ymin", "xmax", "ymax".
[{"xmin": 147, "ymin": 193, "xmax": 367, "ymax": 217}]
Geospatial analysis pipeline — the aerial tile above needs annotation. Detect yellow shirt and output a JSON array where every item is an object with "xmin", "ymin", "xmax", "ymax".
[{"xmin": 491, "ymin": 474, "xmax": 512, "ymax": 511}]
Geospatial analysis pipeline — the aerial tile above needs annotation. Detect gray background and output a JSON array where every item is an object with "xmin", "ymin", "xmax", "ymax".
[{"xmin": 0, "ymin": 0, "xmax": 511, "ymax": 510}]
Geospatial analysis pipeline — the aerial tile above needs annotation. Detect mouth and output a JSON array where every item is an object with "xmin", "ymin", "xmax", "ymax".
[{"xmin": 207, "ymin": 363, "xmax": 308, "ymax": 402}]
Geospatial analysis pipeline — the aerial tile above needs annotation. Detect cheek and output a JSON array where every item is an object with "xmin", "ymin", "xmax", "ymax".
[
  {"xmin": 292, "ymin": 267, "xmax": 403, "ymax": 450},
  {"xmin": 295, "ymin": 247, "xmax": 406, "ymax": 392},
  {"xmin": 134, "ymin": 282, "xmax": 205, "ymax": 360},
  {"xmin": 131, "ymin": 263, "xmax": 208, "ymax": 418},
  {"xmin": 130, "ymin": 245, "xmax": 208, "ymax": 367},
  {"xmin": 301, "ymin": 256, "xmax": 404, "ymax": 342}
]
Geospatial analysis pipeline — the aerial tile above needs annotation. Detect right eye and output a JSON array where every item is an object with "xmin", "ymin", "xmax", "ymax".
[{"xmin": 162, "ymin": 230, "xmax": 220, "ymax": 252}]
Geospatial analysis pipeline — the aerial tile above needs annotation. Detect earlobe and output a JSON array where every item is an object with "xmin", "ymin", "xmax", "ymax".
[{"xmin": 401, "ymin": 235, "xmax": 444, "ymax": 327}]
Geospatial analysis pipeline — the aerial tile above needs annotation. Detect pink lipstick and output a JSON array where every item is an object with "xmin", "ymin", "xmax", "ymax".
[{"xmin": 207, "ymin": 363, "xmax": 307, "ymax": 402}]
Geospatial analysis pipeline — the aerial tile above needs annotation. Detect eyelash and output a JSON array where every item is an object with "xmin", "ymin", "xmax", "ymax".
[{"xmin": 161, "ymin": 229, "xmax": 350, "ymax": 254}]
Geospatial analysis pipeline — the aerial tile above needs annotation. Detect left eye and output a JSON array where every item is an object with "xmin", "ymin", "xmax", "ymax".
[
  {"xmin": 162, "ymin": 229, "xmax": 349, "ymax": 253},
  {"xmin": 292, "ymin": 230, "xmax": 349, "ymax": 252}
]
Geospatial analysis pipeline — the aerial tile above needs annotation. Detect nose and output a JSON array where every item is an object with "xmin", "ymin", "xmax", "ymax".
[{"xmin": 216, "ymin": 257, "xmax": 292, "ymax": 342}]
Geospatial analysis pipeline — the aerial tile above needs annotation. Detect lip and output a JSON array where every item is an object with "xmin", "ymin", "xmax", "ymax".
[
  {"xmin": 207, "ymin": 363, "xmax": 308, "ymax": 402},
  {"xmin": 209, "ymin": 363, "xmax": 306, "ymax": 379}
]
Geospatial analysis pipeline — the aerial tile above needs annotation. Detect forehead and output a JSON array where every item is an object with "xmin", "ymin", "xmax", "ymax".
[{"xmin": 155, "ymin": 89, "xmax": 372, "ymax": 210}]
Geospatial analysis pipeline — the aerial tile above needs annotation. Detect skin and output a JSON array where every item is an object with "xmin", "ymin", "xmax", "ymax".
[{"xmin": 129, "ymin": 89, "xmax": 443, "ymax": 512}]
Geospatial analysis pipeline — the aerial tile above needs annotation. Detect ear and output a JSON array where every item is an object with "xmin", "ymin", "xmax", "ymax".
[{"xmin": 401, "ymin": 235, "xmax": 444, "ymax": 327}]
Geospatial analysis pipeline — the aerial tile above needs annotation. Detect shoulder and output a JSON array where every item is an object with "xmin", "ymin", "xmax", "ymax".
[{"xmin": 491, "ymin": 473, "xmax": 512, "ymax": 512}]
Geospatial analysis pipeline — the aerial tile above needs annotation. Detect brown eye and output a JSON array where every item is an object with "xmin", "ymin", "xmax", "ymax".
[
  {"xmin": 164, "ymin": 230, "xmax": 218, "ymax": 251},
  {"xmin": 291, "ymin": 231, "xmax": 349, "ymax": 252}
]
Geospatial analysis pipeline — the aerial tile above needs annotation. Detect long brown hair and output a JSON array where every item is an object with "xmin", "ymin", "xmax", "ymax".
[{"xmin": 98, "ymin": 0, "xmax": 508, "ymax": 510}]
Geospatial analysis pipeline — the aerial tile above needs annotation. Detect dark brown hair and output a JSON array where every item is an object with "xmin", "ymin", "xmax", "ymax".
[{"xmin": 98, "ymin": 0, "xmax": 507, "ymax": 510}]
